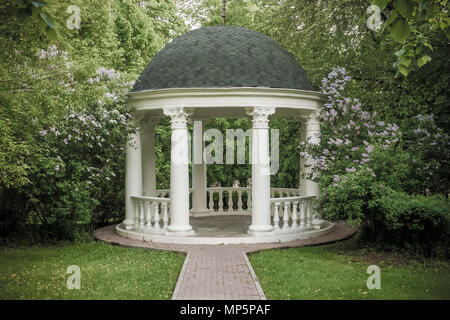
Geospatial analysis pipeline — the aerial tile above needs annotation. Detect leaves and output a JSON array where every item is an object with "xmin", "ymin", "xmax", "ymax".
[
  {"xmin": 398, "ymin": 64, "xmax": 410, "ymax": 76},
  {"xmin": 372, "ymin": 0, "xmax": 391, "ymax": 10},
  {"xmin": 394, "ymin": 0, "xmax": 415, "ymax": 19},
  {"xmin": 39, "ymin": 12, "xmax": 54, "ymax": 29},
  {"xmin": 390, "ymin": 17, "xmax": 411, "ymax": 43},
  {"xmin": 417, "ymin": 55, "xmax": 431, "ymax": 67},
  {"xmin": 385, "ymin": 10, "xmax": 399, "ymax": 27}
]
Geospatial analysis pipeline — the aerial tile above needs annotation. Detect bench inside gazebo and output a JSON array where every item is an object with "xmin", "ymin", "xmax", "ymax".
[{"xmin": 115, "ymin": 25, "xmax": 334, "ymax": 245}]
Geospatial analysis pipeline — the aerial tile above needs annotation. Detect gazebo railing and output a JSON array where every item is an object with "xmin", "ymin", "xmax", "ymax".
[
  {"xmin": 153, "ymin": 187, "xmax": 304, "ymax": 215},
  {"xmin": 130, "ymin": 195, "xmax": 170, "ymax": 233},
  {"xmin": 128, "ymin": 190, "xmax": 320, "ymax": 235},
  {"xmin": 205, "ymin": 187, "xmax": 251, "ymax": 213},
  {"xmin": 270, "ymin": 195, "xmax": 316, "ymax": 232}
]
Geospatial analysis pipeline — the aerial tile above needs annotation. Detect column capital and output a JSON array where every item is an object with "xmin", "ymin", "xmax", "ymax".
[
  {"xmin": 298, "ymin": 111, "xmax": 320, "ymax": 131},
  {"xmin": 163, "ymin": 107, "xmax": 191, "ymax": 129},
  {"xmin": 246, "ymin": 106, "xmax": 276, "ymax": 129},
  {"xmin": 139, "ymin": 116, "xmax": 160, "ymax": 133}
]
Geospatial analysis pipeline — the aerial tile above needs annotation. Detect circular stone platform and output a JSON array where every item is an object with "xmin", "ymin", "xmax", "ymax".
[{"xmin": 115, "ymin": 215, "xmax": 334, "ymax": 245}]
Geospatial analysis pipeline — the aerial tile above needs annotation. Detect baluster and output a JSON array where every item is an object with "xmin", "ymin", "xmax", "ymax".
[
  {"xmin": 228, "ymin": 191, "xmax": 233, "ymax": 211},
  {"xmin": 237, "ymin": 190, "xmax": 243, "ymax": 211},
  {"xmin": 282, "ymin": 201, "xmax": 290, "ymax": 230},
  {"xmin": 134, "ymin": 202, "xmax": 140, "ymax": 227},
  {"xmin": 306, "ymin": 200, "xmax": 312, "ymax": 227},
  {"xmin": 273, "ymin": 202, "xmax": 280, "ymax": 231},
  {"xmin": 248, "ymin": 191, "xmax": 252, "ymax": 210},
  {"xmin": 162, "ymin": 202, "xmax": 169, "ymax": 230},
  {"xmin": 299, "ymin": 201, "xmax": 305, "ymax": 228},
  {"xmin": 291, "ymin": 201, "xmax": 299, "ymax": 229},
  {"xmin": 153, "ymin": 202, "xmax": 160, "ymax": 230},
  {"xmin": 145, "ymin": 201, "xmax": 152, "ymax": 228},
  {"xmin": 139, "ymin": 201, "xmax": 145, "ymax": 227},
  {"xmin": 208, "ymin": 191, "xmax": 214, "ymax": 212},
  {"xmin": 218, "ymin": 191, "xmax": 223, "ymax": 213}
]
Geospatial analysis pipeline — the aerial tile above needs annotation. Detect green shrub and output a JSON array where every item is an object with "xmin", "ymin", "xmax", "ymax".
[
  {"xmin": 378, "ymin": 190, "xmax": 450, "ymax": 257},
  {"xmin": 319, "ymin": 168, "xmax": 450, "ymax": 257}
]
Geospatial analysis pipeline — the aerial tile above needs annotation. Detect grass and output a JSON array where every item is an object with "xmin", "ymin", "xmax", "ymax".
[
  {"xmin": 248, "ymin": 240, "xmax": 450, "ymax": 300},
  {"xmin": 0, "ymin": 241, "xmax": 185, "ymax": 300}
]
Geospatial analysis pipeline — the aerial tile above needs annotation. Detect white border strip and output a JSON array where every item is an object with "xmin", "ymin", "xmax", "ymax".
[
  {"xmin": 243, "ymin": 252, "xmax": 267, "ymax": 300},
  {"xmin": 171, "ymin": 251, "xmax": 191, "ymax": 300}
]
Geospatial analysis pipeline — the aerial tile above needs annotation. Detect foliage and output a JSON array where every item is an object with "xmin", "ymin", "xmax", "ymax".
[
  {"xmin": 299, "ymin": 67, "xmax": 449, "ymax": 256},
  {"xmin": 319, "ymin": 168, "xmax": 450, "ymax": 256},
  {"xmin": 1, "ymin": 43, "xmax": 134, "ymax": 241},
  {"xmin": 372, "ymin": 0, "xmax": 449, "ymax": 76},
  {"xmin": 377, "ymin": 189, "xmax": 450, "ymax": 256},
  {"xmin": 9, "ymin": 0, "xmax": 56, "ymax": 37},
  {"xmin": 301, "ymin": 67, "xmax": 407, "ymax": 192},
  {"xmin": 402, "ymin": 113, "xmax": 450, "ymax": 195},
  {"xmin": 0, "ymin": 0, "xmax": 185, "ymax": 241}
]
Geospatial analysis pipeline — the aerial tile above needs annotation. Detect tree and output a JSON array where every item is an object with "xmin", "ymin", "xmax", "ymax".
[{"xmin": 372, "ymin": 0, "xmax": 449, "ymax": 76}]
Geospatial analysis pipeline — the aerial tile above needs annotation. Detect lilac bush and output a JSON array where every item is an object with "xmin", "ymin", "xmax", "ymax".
[
  {"xmin": 299, "ymin": 68, "xmax": 449, "ymax": 255},
  {"xmin": 300, "ymin": 67, "xmax": 404, "ymax": 192},
  {"xmin": 20, "ymin": 45, "xmax": 135, "ymax": 239}
]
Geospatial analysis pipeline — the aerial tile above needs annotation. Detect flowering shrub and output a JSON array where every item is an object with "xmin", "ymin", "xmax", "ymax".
[
  {"xmin": 300, "ymin": 67, "xmax": 449, "ymax": 255},
  {"xmin": 300, "ymin": 67, "xmax": 406, "ymax": 195},
  {"xmin": 0, "ymin": 45, "xmax": 134, "ymax": 241}
]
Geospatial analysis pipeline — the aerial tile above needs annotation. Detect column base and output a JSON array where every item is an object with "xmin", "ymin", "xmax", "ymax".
[
  {"xmin": 122, "ymin": 219, "xmax": 134, "ymax": 230},
  {"xmin": 247, "ymin": 224, "xmax": 274, "ymax": 236},
  {"xmin": 166, "ymin": 224, "xmax": 195, "ymax": 236}
]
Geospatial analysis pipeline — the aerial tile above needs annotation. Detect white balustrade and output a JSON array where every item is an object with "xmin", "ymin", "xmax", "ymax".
[
  {"xmin": 270, "ymin": 195, "xmax": 316, "ymax": 232},
  {"xmin": 128, "ymin": 188, "xmax": 318, "ymax": 235},
  {"xmin": 273, "ymin": 202, "xmax": 280, "ymax": 231},
  {"xmin": 202, "ymin": 187, "xmax": 252, "ymax": 214},
  {"xmin": 130, "ymin": 195, "xmax": 170, "ymax": 234}
]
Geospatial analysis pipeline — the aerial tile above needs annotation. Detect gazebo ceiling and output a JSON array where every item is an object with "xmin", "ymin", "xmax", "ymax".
[{"xmin": 132, "ymin": 25, "xmax": 315, "ymax": 92}]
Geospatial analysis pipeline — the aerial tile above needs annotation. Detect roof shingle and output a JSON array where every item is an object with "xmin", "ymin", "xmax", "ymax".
[{"xmin": 132, "ymin": 25, "xmax": 315, "ymax": 92}]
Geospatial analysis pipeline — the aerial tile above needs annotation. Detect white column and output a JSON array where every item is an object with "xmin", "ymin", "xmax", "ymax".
[
  {"xmin": 303, "ymin": 113, "xmax": 320, "ymax": 197},
  {"xmin": 246, "ymin": 106, "xmax": 276, "ymax": 235},
  {"xmin": 163, "ymin": 107, "xmax": 194, "ymax": 234},
  {"xmin": 141, "ymin": 117, "xmax": 158, "ymax": 196},
  {"xmin": 299, "ymin": 119, "xmax": 307, "ymax": 193},
  {"xmin": 123, "ymin": 127, "xmax": 142, "ymax": 230},
  {"xmin": 191, "ymin": 119, "xmax": 208, "ymax": 215}
]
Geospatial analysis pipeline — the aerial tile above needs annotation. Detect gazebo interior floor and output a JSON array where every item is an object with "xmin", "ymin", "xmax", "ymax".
[{"xmin": 189, "ymin": 215, "xmax": 251, "ymax": 237}]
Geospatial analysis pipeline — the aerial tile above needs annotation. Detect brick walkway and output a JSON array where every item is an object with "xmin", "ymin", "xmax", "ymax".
[{"xmin": 94, "ymin": 222, "xmax": 355, "ymax": 300}]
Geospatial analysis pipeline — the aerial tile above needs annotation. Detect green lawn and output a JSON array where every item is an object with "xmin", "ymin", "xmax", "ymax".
[
  {"xmin": 249, "ymin": 242, "xmax": 450, "ymax": 300},
  {"xmin": 0, "ymin": 241, "xmax": 185, "ymax": 300}
]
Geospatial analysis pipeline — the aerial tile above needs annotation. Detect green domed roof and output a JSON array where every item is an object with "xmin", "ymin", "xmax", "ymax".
[{"xmin": 132, "ymin": 25, "xmax": 315, "ymax": 92}]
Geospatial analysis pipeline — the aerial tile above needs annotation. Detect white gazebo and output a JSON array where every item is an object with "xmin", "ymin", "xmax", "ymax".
[{"xmin": 116, "ymin": 26, "xmax": 333, "ymax": 244}]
